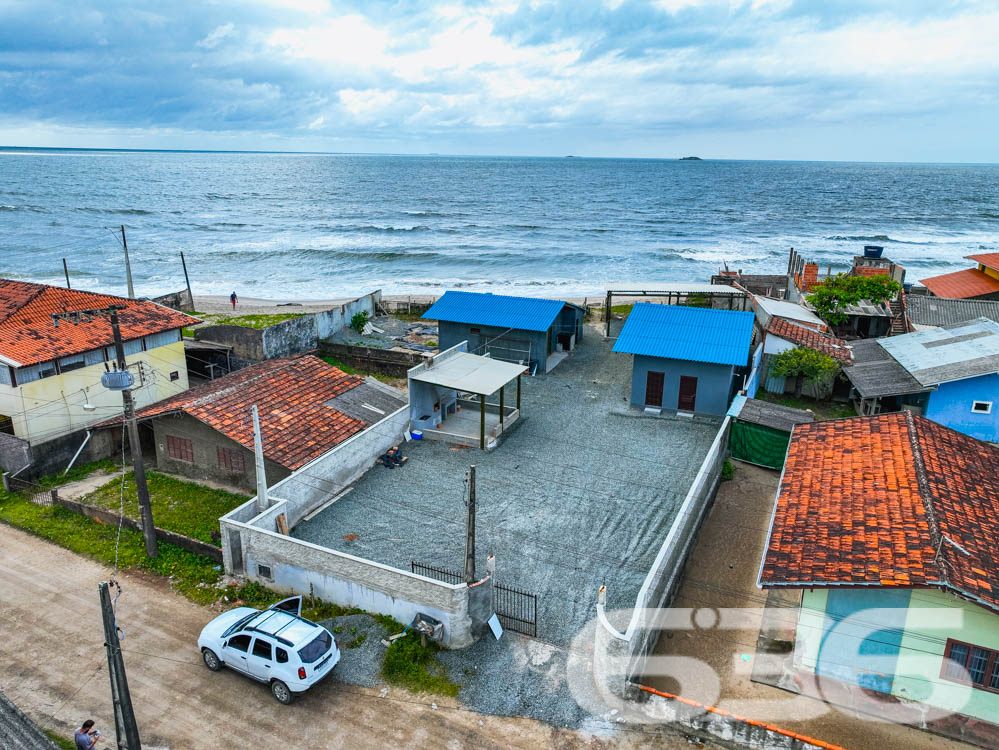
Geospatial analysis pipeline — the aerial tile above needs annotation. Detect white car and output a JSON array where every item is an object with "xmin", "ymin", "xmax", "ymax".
[{"xmin": 197, "ymin": 596, "xmax": 340, "ymax": 704}]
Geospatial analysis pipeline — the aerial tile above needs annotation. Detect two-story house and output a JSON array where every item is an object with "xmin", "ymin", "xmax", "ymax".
[{"xmin": 0, "ymin": 278, "xmax": 197, "ymax": 477}]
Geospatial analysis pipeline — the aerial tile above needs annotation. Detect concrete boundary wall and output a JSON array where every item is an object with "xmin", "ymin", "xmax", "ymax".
[
  {"xmin": 630, "ymin": 684, "xmax": 845, "ymax": 750},
  {"xmin": 218, "ymin": 405, "xmax": 476, "ymax": 646},
  {"xmin": 264, "ymin": 405, "xmax": 408, "ymax": 527},
  {"xmin": 195, "ymin": 290, "xmax": 381, "ymax": 364},
  {"xmin": 597, "ymin": 417, "xmax": 732, "ymax": 692},
  {"xmin": 220, "ymin": 497, "xmax": 473, "ymax": 647}
]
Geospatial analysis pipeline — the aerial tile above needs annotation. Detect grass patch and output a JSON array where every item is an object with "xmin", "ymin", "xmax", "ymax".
[
  {"xmin": 721, "ymin": 459, "xmax": 734, "ymax": 481},
  {"xmin": 754, "ymin": 391, "xmax": 856, "ymax": 421},
  {"xmin": 380, "ymin": 618, "xmax": 460, "ymax": 697},
  {"xmin": 44, "ymin": 729, "xmax": 76, "ymax": 750},
  {"xmin": 194, "ymin": 312, "xmax": 306, "ymax": 329},
  {"xmin": 319, "ymin": 356, "xmax": 401, "ymax": 386},
  {"xmin": 34, "ymin": 458, "xmax": 120, "ymax": 489},
  {"xmin": 80, "ymin": 471, "xmax": 249, "ymax": 546}
]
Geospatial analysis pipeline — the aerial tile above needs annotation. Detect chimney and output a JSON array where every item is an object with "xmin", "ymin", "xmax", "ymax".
[{"xmin": 803, "ymin": 262, "xmax": 819, "ymax": 288}]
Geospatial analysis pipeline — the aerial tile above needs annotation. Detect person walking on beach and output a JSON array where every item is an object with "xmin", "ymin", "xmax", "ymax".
[{"xmin": 230, "ymin": 291, "xmax": 238, "ymax": 310}]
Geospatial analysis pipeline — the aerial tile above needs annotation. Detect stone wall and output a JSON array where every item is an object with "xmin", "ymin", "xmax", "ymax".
[
  {"xmin": 4, "ymin": 427, "xmax": 116, "ymax": 480},
  {"xmin": 317, "ymin": 342, "xmax": 427, "ymax": 378},
  {"xmin": 0, "ymin": 432, "xmax": 31, "ymax": 475}
]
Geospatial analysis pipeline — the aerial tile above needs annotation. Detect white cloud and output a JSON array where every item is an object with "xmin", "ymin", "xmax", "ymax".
[{"xmin": 197, "ymin": 23, "xmax": 236, "ymax": 49}]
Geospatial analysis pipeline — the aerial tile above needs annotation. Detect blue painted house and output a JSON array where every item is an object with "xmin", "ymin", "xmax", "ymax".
[
  {"xmin": 613, "ymin": 303, "xmax": 755, "ymax": 416},
  {"xmin": 422, "ymin": 291, "xmax": 585, "ymax": 374},
  {"xmin": 877, "ymin": 317, "xmax": 999, "ymax": 443}
]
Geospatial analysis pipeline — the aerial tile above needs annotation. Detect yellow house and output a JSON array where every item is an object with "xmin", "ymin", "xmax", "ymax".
[{"xmin": 0, "ymin": 278, "xmax": 197, "ymax": 476}]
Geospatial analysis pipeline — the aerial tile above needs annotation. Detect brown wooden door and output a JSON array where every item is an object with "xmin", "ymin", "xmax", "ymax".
[
  {"xmin": 678, "ymin": 375, "xmax": 698, "ymax": 411},
  {"xmin": 645, "ymin": 371, "xmax": 665, "ymax": 407}
]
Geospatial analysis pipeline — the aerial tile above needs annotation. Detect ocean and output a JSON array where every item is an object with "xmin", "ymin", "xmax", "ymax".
[{"xmin": 1, "ymin": 148, "xmax": 997, "ymax": 300}]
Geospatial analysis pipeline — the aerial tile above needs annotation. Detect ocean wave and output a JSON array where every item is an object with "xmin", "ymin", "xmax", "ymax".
[
  {"xmin": 825, "ymin": 234, "xmax": 892, "ymax": 242},
  {"xmin": 75, "ymin": 207, "xmax": 154, "ymax": 215},
  {"xmin": 0, "ymin": 204, "xmax": 45, "ymax": 212}
]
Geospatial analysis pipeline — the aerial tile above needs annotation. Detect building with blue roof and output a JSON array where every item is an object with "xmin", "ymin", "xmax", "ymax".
[
  {"xmin": 613, "ymin": 303, "xmax": 756, "ymax": 415},
  {"xmin": 843, "ymin": 317, "xmax": 999, "ymax": 442},
  {"xmin": 422, "ymin": 291, "xmax": 585, "ymax": 374}
]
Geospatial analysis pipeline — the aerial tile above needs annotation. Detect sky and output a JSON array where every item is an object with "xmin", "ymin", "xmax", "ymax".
[{"xmin": 1, "ymin": 0, "xmax": 997, "ymax": 161}]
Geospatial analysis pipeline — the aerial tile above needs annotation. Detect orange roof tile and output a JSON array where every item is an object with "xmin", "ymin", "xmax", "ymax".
[
  {"xmin": 767, "ymin": 317, "xmax": 853, "ymax": 364},
  {"xmin": 920, "ymin": 268, "xmax": 999, "ymax": 299},
  {"xmin": 966, "ymin": 252, "xmax": 999, "ymax": 272},
  {"xmin": 111, "ymin": 355, "xmax": 370, "ymax": 471},
  {"xmin": 0, "ymin": 278, "xmax": 197, "ymax": 367},
  {"xmin": 759, "ymin": 412, "xmax": 999, "ymax": 613}
]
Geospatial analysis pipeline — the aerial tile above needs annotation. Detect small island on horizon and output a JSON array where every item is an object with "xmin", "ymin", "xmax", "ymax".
[{"xmin": 679, "ymin": 156, "xmax": 702, "ymax": 160}]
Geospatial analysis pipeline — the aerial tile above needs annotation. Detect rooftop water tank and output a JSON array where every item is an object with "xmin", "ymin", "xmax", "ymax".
[
  {"xmin": 101, "ymin": 370, "xmax": 135, "ymax": 391},
  {"xmin": 863, "ymin": 245, "xmax": 884, "ymax": 258}
]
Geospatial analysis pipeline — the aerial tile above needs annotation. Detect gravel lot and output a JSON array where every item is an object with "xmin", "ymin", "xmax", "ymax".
[
  {"xmin": 295, "ymin": 321, "xmax": 717, "ymax": 644},
  {"xmin": 293, "ymin": 321, "xmax": 720, "ymax": 726}
]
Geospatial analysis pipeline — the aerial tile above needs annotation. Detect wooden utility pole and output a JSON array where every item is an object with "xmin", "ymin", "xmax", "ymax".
[
  {"xmin": 180, "ymin": 252, "xmax": 193, "ymax": 309},
  {"xmin": 52, "ymin": 306, "xmax": 157, "ymax": 557},
  {"xmin": 63, "ymin": 258, "xmax": 71, "ymax": 288},
  {"xmin": 121, "ymin": 225, "xmax": 135, "ymax": 299},
  {"xmin": 99, "ymin": 580, "xmax": 142, "ymax": 750},
  {"xmin": 464, "ymin": 466, "xmax": 476, "ymax": 584},
  {"xmin": 605, "ymin": 290, "xmax": 612, "ymax": 337}
]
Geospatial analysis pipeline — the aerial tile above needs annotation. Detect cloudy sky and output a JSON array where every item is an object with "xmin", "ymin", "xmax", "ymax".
[{"xmin": 1, "ymin": 0, "xmax": 997, "ymax": 160}]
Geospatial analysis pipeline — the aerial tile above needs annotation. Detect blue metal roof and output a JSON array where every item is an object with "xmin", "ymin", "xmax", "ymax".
[
  {"xmin": 613, "ymin": 303, "xmax": 755, "ymax": 366},
  {"xmin": 422, "ymin": 291, "xmax": 572, "ymax": 332}
]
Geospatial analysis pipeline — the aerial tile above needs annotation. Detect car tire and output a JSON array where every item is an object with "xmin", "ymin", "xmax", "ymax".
[
  {"xmin": 271, "ymin": 679, "xmax": 294, "ymax": 704},
  {"xmin": 202, "ymin": 648, "xmax": 223, "ymax": 672}
]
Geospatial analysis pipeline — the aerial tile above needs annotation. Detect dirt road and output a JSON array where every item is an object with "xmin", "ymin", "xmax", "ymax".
[{"xmin": 0, "ymin": 524, "xmax": 697, "ymax": 750}]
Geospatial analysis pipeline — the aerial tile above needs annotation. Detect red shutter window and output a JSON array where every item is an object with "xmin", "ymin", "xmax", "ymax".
[
  {"xmin": 217, "ymin": 446, "xmax": 246, "ymax": 473},
  {"xmin": 166, "ymin": 435, "xmax": 194, "ymax": 462}
]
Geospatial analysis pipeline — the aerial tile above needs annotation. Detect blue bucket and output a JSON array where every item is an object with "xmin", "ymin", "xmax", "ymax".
[{"xmin": 411, "ymin": 430, "xmax": 423, "ymax": 440}]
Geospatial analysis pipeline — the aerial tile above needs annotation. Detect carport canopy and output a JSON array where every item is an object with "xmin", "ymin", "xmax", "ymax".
[{"xmin": 410, "ymin": 351, "xmax": 526, "ymax": 395}]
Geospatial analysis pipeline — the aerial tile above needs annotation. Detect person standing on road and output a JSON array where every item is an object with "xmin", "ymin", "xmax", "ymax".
[
  {"xmin": 74, "ymin": 719, "xmax": 100, "ymax": 750},
  {"xmin": 230, "ymin": 291, "xmax": 238, "ymax": 310}
]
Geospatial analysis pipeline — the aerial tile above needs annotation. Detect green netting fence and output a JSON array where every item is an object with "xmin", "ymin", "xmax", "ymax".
[{"xmin": 729, "ymin": 419, "xmax": 791, "ymax": 470}]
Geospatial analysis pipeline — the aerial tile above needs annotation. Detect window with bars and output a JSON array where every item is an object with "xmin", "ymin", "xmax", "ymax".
[
  {"xmin": 217, "ymin": 446, "xmax": 245, "ymax": 473},
  {"xmin": 165, "ymin": 435, "xmax": 194, "ymax": 463},
  {"xmin": 941, "ymin": 639, "xmax": 999, "ymax": 693}
]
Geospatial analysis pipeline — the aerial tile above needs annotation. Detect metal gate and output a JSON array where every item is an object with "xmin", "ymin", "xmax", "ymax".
[{"xmin": 411, "ymin": 561, "xmax": 538, "ymax": 637}]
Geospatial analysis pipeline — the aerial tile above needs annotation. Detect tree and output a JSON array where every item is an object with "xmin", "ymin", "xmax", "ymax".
[
  {"xmin": 805, "ymin": 273, "xmax": 902, "ymax": 326},
  {"xmin": 769, "ymin": 347, "xmax": 840, "ymax": 398}
]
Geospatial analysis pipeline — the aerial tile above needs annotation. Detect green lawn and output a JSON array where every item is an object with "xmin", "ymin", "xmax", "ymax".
[
  {"xmin": 753, "ymin": 390, "xmax": 857, "ymax": 421},
  {"xmin": 80, "ymin": 471, "xmax": 249, "ymax": 545}
]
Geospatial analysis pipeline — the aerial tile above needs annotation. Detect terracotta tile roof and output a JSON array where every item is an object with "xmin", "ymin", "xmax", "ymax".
[
  {"xmin": 966, "ymin": 252, "xmax": 999, "ymax": 272},
  {"xmin": 920, "ymin": 268, "xmax": 999, "ymax": 299},
  {"xmin": 759, "ymin": 412, "xmax": 999, "ymax": 613},
  {"xmin": 766, "ymin": 317, "xmax": 854, "ymax": 364},
  {"xmin": 113, "ymin": 355, "xmax": 371, "ymax": 471},
  {"xmin": 0, "ymin": 278, "xmax": 197, "ymax": 367}
]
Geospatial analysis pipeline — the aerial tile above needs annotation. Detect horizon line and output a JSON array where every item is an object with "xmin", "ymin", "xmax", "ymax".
[{"xmin": 1, "ymin": 145, "xmax": 998, "ymax": 166}]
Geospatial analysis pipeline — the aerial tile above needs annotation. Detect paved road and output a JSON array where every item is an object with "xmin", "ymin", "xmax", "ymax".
[{"xmin": 0, "ymin": 524, "xmax": 699, "ymax": 750}]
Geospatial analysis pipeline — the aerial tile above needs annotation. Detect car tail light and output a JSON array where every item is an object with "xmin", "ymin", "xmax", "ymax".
[{"xmin": 298, "ymin": 666, "xmax": 307, "ymax": 679}]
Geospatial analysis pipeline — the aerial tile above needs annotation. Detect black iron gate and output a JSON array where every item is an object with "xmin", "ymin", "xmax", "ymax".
[{"xmin": 411, "ymin": 561, "xmax": 538, "ymax": 637}]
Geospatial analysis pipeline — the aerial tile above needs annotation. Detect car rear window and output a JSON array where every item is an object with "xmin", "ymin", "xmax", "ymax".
[{"xmin": 298, "ymin": 630, "xmax": 332, "ymax": 663}]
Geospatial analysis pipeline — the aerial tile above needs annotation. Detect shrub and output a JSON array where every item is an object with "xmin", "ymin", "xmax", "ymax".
[
  {"xmin": 350, "ymin": 310, "xmax": 370, "ymax": 333},
  {"xmin": 806, "ymin": 273, "xmax": 901, "ymax": 326},
  {"xmin": 770, "ymin": 347, "xmax": 840, "ymax": 398}
]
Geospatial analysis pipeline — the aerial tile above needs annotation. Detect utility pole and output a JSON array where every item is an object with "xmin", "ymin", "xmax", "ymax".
[
  {"xmin": 52, "ymin": 306, "xmax": 157, "ymax": 557},
  {"xmin": 464, "ymin": 465, "xmax": 476, "ymax": 583},
  {"xmin": 99, "ymin": 581, "xmax": 142, "ymax": 750},
  {"xmin": 252, "ymin": 405, "xmax": 268, "ymax": 514},
  {"xmin": 63, "ymin": 258, "xmax": 71, "ymax": 288},
  {"xmin": 121, "ymin": 225, "xmax": 135, "ymax": 299},
  {"xmin": 180, "ymin": 251, "xmax": 193, "ymax": 309}
]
